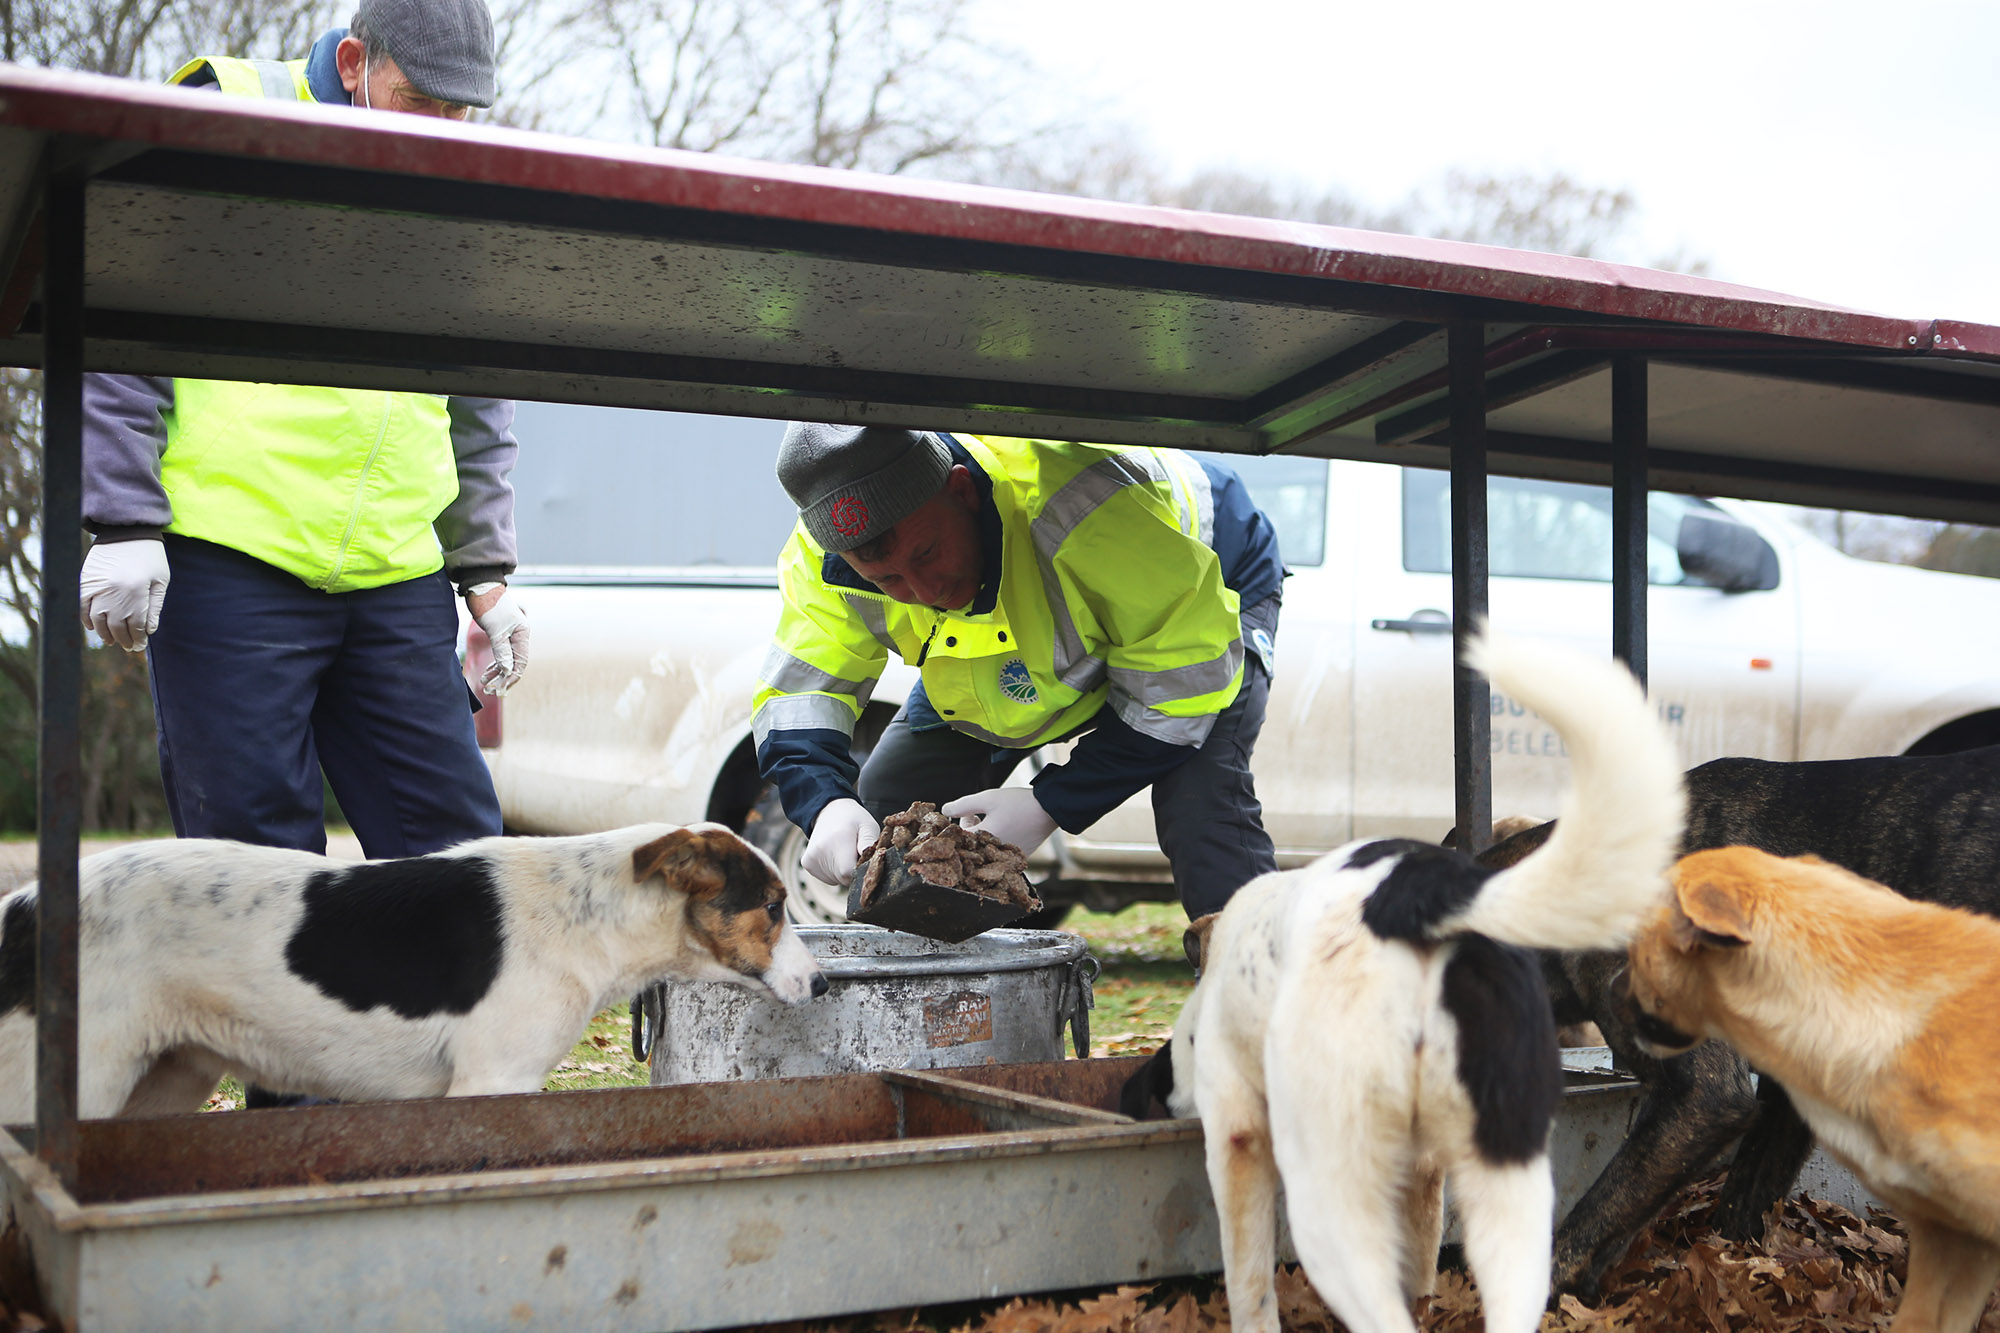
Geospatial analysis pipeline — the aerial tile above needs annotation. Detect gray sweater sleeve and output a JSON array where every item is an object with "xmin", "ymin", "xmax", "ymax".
[
  {"xmin": 436, "ymin": 396, "xmax": 520, "ymax": 589},
  {"xmin": 81, "ymin": 374, "xmax": 175, "ymax": 539}
]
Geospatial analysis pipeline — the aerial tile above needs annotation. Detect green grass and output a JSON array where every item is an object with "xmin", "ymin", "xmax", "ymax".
[
  {"xmin": 198, "ymin": 903, "xmax": 1197, "ymax": 1111},
  {"xmin": 541, "ymin": 1001, "xmax": 652, "ymax": 1091},
  {"xmin": 1082, "ymin": 962, "xmax": 1191, "ymax": 1056},
  {"xmin": 0, "ymin": 831, "xmax": 172, "ymax": 843},
  {"xmin": 1, "ymin": 826, "xmax": 338, "ymax": 845},
  {"xmin": 1059, "ymin": 901, "xmax": 1195, "ymax": 1057},
  {"xmin": 204, "ymin": 1003, "xmax": 652, "ymax": 1109},
  {"xmin": 1063, "ymin": 899, "xmax": 1191, "ymax": 963}
]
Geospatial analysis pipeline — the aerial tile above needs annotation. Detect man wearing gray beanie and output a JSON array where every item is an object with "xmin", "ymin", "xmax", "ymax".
[{"xmin": 753, "ymin": 424, "xmax": 1286, "ymax": 922}]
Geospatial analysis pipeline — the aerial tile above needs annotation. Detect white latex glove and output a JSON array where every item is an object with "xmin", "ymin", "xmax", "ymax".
[
  {"xmin": 941, "ymin": 786, "xmax": 1059, "ymax": 859},
  {"xmin": 466, "ymin": 583, "xmax": 529, "ymax": 696},
  {"xmin": 78, "ymin": 539, "xmax": 169, "ymax": 653},
  {"xmin": 803, "ymin": 797, "xmax": 880, "ymax": 888}
]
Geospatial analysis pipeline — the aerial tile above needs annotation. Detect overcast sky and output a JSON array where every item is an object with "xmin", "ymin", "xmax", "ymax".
[{"xmin": 978, "ymin": 0, "xmax": 2000, "ymax": 326}]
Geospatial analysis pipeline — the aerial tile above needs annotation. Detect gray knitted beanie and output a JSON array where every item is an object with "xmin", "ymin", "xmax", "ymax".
[{"xmin": 776, "ymin": 423, "xmax": 952, "ymax": 553}]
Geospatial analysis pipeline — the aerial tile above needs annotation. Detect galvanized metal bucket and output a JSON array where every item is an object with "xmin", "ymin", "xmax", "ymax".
[{"xmin": 641, "ymin": 925, "xmax": 1099, "ymax": 1085}]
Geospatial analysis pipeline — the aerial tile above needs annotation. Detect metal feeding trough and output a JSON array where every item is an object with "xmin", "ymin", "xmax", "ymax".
[
  {"xmin": 2, "ymin": 1059, "xmax": 1198, "ymax": 1332},
  {"xmin": 1, "ymin": 1058, "xmax": 1650, "ymax": 1332}
]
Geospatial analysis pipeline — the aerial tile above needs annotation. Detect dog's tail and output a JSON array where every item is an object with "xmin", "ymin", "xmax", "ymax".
[{"xmin": 1442, "ymin": 628, "xmax": 1685, "ymax": 952}]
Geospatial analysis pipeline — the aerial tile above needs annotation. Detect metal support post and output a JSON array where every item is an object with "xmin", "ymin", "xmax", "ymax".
[
  {"xmin": 1448, "ymin": 319, "xmax": 1491, "ymax": 855},
  {"xmin": 1611, "ymin": 355, "xmax": 1648, "ymax": 688},
  {"xmin": 37, "ymin": 161, "xmax": 85, "ymax": 1183}
]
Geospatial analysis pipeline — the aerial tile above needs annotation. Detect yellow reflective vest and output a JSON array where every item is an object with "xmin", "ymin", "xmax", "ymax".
[
  {"xmin": 755, "ymin": 434, "xmax": 1245, "ymax": 765},
  {"xmin": 156, "ymin": 55, "xmax": 460, "ymax": 592},
  {"xmin": 169, "ymin": 54, "xmax": 312, "ymax": 100}
]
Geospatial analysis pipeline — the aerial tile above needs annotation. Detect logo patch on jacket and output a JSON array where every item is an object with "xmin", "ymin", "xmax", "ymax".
[
  {"xmin": 1250, "ymin": 626, "xmax": 1276, "ymax": 673},
  {"xmin": 999, "ymin": 658, "xmax": 1038, "ymax": 704},
  {"xmin": 829, "ymin": 494, "xmax": 868, "ymax": 538}
]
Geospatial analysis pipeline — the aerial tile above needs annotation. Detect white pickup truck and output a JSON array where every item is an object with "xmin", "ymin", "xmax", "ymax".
[{"xmin": 474, "ymin": 406, "xmax": 2000, "ymax": 924}]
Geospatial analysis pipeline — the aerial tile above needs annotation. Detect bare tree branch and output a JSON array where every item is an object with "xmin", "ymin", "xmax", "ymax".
[{"xmin": 1411, "ymin": 170, "xmax": 1636, "ymax": 260}]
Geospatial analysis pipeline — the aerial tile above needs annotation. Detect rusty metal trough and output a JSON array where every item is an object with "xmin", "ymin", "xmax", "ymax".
[{"xmin": 2, "ymin": 1057, "xmax": 1647, "ymax": 1331}]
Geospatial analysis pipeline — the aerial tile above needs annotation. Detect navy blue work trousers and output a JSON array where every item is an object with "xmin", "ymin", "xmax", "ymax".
[
  {"xmin": 858, "ymin": 597, "xmax": 1280, "ymax": 919},
  {"xmin": 145, "ymin": 535, "xmax": 502, "ymax": 859}
]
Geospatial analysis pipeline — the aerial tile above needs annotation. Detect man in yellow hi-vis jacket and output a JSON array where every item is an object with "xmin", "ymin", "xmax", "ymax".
[
  {"xmin": 78, "ymin": 0, "xmax": 523, "ymax": 870},
  {"xmin": 755, "ymin": 424, "xmax": 1286, "ymax": 920}
]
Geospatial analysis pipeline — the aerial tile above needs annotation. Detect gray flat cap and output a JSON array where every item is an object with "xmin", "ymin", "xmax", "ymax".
[
  {"xmin": 359, "ymin": 0, "xmax": 497, "ymax": 108},
  {"xmin": 777, "ymin": 423, "xmax": 952, "ymax": 553}
]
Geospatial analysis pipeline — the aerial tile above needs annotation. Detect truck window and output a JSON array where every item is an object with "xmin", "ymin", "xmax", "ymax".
[
  {"xmin": 508, "ymin": 403, "xmax": 795, "ymax": 567},
  {"xmin": 1400, "ymin": 469, "xmax": 1743, "ymax": 586},
  {"xmin": 1193, "ymin": 452, "xmax": 1328, "ymax": 568}
]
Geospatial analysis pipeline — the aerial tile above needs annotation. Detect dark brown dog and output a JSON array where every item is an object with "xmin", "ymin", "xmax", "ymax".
[{"xmin": 1479, "ymin": 744, "xmax": 2000, "ymax": 1300}]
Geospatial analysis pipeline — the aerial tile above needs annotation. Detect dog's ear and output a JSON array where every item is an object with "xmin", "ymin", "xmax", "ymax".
[
  {"xmin": 1669, "ymin": 874, "xmax": 1752, "ymax": 954},
  {"xmin": 632, "ymin": 828, "xmax": 723, "ymax": 896},
  {"xmin": 1471, "ymin": 818, "xmax": 1553, "ymax": 870},
  {"xmin": 1183, "ymin": 913, "xmax": 1220, "ymax": 975},
  {"xmin": 1118, "ymin": 1044, "xmax": 1173, "ymax": 1120}
]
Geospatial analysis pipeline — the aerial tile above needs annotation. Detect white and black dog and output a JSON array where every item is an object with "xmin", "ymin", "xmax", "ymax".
[
  {"xmin": 0, "ymin": 822, "xmax": 826, "ymax": 1121},
  {"xmin": 1123, "ymin": 632, "xmax": 1685, "ymax": 1333}
]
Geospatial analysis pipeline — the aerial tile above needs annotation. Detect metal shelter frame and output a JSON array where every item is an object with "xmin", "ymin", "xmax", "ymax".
[{"xmin": 5, "ymin": 63, "xmax": 2000, "ymax": 1190}]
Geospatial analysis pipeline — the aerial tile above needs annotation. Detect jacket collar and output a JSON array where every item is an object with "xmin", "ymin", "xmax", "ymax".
[{"xmin": 304, "ymin": 28, "xmax": 351, "ymax": 104}]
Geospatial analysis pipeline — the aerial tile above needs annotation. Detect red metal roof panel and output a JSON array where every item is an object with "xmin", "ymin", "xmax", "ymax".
[{"xmin": 0, "ymin": 64, "xmax": 1946, "ymax": 352}]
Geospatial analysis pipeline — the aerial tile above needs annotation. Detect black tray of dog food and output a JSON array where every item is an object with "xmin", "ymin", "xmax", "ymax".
[{"xmin": 846, "ymin": 847, "xmax": 1033, "ymax": 944}]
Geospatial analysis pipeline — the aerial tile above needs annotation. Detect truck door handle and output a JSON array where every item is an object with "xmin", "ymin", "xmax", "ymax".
[{"xmin": 1370, "ymin": 612, "xmax": 1453, "ymax": 634}]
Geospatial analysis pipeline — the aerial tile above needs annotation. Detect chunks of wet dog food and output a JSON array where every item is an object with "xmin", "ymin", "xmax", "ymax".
[{"xmin": 855, "ymin": 802, "xmax": 1040, "ymax": 911}]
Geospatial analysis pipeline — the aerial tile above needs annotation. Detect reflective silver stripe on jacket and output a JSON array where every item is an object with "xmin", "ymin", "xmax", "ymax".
[
  {"xmin": 760, "ymin": 644, "xmax": 874, "ymax": 704},
  {"xmin": 1107, "ymin": 637, "xmax": 1243, "ymax": 711},
  {"xmin": 1031, "ymin": 450, "xmax": 1173, "ymax": 690},
  {"xmin": 247, "ymin": 58, "xmax": 296, "ymax": 99},
  {"xmin": 753, "ymin": 693, "xmax": 858, "ymax": 748},
  {"xmin": 1162, "ymin": 449, "xmax": 1216, "ymax": 547},
  {"xmin": 1111, "ymin": 693, "xmax": 1222, "ymax": 747},
  {"xmin": 842, "ymin": 593, "xmax": 897, "ymax": 652}
]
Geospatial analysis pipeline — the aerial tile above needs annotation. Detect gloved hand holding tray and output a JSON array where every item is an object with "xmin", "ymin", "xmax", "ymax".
[{"xmin": 846, "ymin": 802, "xmax": 1042, "ymax": 943}]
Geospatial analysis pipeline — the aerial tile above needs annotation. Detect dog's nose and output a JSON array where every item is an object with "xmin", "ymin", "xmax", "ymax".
[{"xmin": 810, "ymin": 972, "xmax": 830, "ymax": 998}]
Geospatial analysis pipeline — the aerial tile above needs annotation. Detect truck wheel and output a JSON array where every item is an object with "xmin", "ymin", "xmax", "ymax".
[{"xmin": 743, "ymin": 784, "xmax": 851, "ymax": 925}]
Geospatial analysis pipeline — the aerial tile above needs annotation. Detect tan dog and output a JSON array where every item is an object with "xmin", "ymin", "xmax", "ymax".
[{"xmin": 1623, "ymin": 846, "xmax": 2000, "ymax": 1333}]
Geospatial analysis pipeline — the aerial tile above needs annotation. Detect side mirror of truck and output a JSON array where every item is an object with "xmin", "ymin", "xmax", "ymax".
[{"xmin": 1677, "ymin": 511, "xmax": 1780, "ymax": 592}]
